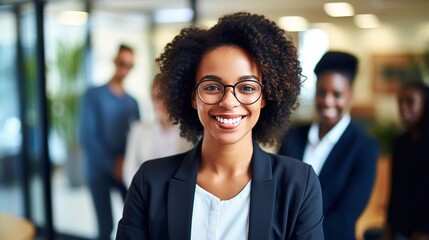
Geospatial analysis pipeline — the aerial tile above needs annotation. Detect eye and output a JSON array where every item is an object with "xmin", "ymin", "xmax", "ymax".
[
  {"xmin": 333, "ymin": 92, "xmax": 342, "ymax": 98},
  {"xmin": 237, "ymin": 82, "xmax": 259, "ymax": 93},
  {"xmin": 201, "ymin": 82, "xmax": 223, "ymax": 93},
  {"xmin": 239, "ymin": 85, "xmax": 256, "ymax": 92},
  {"xmin": 316, "ymin": 89, "xmax": 326, "ymax": 97},
  {"xmin": 204, "ymin": 85, "xmax": 220, "ymax": 91}
]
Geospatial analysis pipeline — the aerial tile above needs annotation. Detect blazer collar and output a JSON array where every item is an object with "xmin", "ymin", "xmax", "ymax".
[{"xmin": 167, "ymin": 140, "xmax": 276, "ymax": 240}]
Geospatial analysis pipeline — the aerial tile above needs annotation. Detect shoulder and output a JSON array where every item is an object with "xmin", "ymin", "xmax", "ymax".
[
  {"xmin": 347, "ymin": 122, "xmax": 379, "ymax": 146},
  {"xmin": 287, "ymin": 124, "xmax": 310, "ymax": 134},
  {"xmin": 392, "ymin": 132, "xmax": 408, "ymax": 148},
  {"xmin": 82, "ymin": 85, "xmax": 105, "ymax": 99},
  {"xmin": 280, "ymin": 124, "xmax": 310, "ymax": 147},
  {"xmin": 124, "ymin": 91, "xmax": 139, "ymax": 103},
  {"xmin": 282, "ymin": 124, "xmax": 310, "ymax": 139},
  {"xmin": 269, "ymin": 153, "xmax": 316, "ymax": 184},
  {"xmin": 131, "ymin": 121, "xmax": 152, "ymax": 131},
  {"xmin": 341, "ymin": 122, "xmax": 380, "ymax": 161},
  {"xmin": 129, "ymin": 121, "xmax": 147, "ymax": 135},
  {"xmin": 133, "ymin": 151, "xmax": 189, "ymax": 185}
]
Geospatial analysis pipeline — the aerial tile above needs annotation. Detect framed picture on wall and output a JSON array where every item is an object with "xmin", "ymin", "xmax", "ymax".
[{"xmin": 372, "ymin": 53, "xmax": 423, "ymax": 93}]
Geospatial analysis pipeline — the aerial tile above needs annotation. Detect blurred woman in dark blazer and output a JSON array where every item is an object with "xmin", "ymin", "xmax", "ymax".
[
  {"xmin": 382, "ymin": 81, "xmax": 429, "ymax": 240},
  {"xmin": 278, "ymin": 51, "xmax": 379, "ymax": 240}
]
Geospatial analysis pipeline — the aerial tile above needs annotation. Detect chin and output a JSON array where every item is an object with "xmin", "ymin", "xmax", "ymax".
[{"xmin": 320, "ymin": 117, "xmax": 340, "ymax": 127}]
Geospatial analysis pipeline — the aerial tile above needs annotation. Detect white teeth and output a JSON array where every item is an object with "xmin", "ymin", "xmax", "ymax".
[
  {"xmin": 215, "ymin": 116, "xmax": 242, "ymax": 124},
  {"xmin": 321, "ymin": 108, "xmax": 337, "ymax": 118}
]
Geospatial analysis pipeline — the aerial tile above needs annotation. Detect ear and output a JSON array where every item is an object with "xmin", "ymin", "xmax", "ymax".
[
  {"xmin": 192, "ymin": 91, "xmax": 197, "ymax": 109},
  {"xmin": 260, "ymin": 96, "xmax": 266, "ymax": 109}
]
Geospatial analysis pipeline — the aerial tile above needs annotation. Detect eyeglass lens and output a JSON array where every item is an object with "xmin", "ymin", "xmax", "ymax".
[{"xmin": 196, "ymin": 80, "xmax": 263, "ymax": 105}]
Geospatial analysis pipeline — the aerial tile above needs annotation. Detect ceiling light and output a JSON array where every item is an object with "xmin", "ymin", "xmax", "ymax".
[
  {"xmin": 154, "ymin": 8, "xmax": 194, "ymax": 23},
  {"xmin": 354, "ymin": 14, "xmax": 380, "ymax": 28},
  {"xmin": 58, "ymin": 11, "xmax": 88, "ymax": 25},
  {"xmin": 278, "ymin": 16, "xmax": 309, "ymax": 32},
  {"xmin": 324, "ymin": 2, "xmax": 354, "ymax": 17}
]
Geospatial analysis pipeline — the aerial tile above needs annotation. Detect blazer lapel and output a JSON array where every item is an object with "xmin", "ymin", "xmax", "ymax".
[
  {"xmin": 167, "ymin": 143, "xmax": 200, "ymax": 240},
  {"xmin": 248, "ymin": 141, "xmax": 275, "ymax": 240},
  {"xmin": 319, "ymin": 123, "xmax": 353, "ymax": 183},
  {"xmin": 296, "ymin": 126, "xmax": 310, "ymax": 160}
]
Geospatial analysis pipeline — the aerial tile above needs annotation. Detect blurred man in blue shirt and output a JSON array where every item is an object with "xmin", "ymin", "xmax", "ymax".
[{"xmin": 79, "ymin": 44, "xmax": 140, "ymax": 240}]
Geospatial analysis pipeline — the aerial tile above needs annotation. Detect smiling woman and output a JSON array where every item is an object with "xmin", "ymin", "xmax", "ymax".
[
  {"xmin": 117, "ymin": 12, "xmax": 324, "ymax": 240},
  {"xmin": 278, "ymin": 51, "xmax": 380, "ymax": 240}
]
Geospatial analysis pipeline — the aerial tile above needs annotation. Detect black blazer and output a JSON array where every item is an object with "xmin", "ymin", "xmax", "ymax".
[
  {"xmin": 278, "ymin": 122, "xmax": 379, "ymax": 240},
  {"xmin": 117, "ymin": 141, "xmax": 324, "ymax": 240}
]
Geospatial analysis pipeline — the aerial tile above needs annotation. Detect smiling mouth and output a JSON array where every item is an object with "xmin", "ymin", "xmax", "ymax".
[
  {"xmin": 320, "ymin": 108, "xmax": 337, "ymax": 118},
  {"xmin": 215, "ymin": 116, "xmax": 243, "ymax": 125}
]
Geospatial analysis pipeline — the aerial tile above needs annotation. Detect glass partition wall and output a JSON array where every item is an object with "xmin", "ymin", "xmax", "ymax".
[
  {"xmin": 0, "ymin": 2, "xmax": 51, "ymax": 239},
  {"xmin": 0, "ymin": 0, "xmax": 189, "ymax": 239}
]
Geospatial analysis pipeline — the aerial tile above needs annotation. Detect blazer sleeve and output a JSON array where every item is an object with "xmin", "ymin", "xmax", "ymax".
[{"xmin": 116, "ymin": 164, "xmax": 149, "ymax": 240}]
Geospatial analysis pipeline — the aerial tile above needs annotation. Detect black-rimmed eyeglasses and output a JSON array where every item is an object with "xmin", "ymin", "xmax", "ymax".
[{"xmin": 195, "ymin": 80, "xmax": 264, "ymax": 105}]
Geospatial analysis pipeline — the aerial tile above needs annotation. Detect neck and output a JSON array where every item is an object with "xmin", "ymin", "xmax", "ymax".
[
  {"xmin": 409, "ymin": 125, "xmax": 421, "ymax": 142},
  {"xmin": 108, "ymin": 77, "xmax": 124, "ymax": 96},
  {"xmin": 199, "ymin": 137, "xmax": 253, "ymax": 177},
  {"xmin": 318, "ymin": 123, "xmax": 332, "ymax": 140},
  {"xmin": 159, "ymin": 118, "xmax": 173, "ymax": 131}
]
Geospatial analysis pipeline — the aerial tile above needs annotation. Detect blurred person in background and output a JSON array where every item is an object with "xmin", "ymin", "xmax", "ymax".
[
  {"xmin": 278, "ymin": 51, "xmax": 379, "ymax": 240},
  {"xmin": 122, "ymin": 73, "xmax": 193, "ymax": 188},
  {"xmin": 79, "ymin": 44, "xmax": 140, "ymax": 240},
  {"xmin": 381, "ymin": 81, "xmax": 429, "ymax": 240}
]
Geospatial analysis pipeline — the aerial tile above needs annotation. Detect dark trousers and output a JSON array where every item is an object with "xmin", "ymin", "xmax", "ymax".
[{"xmin": 87, "ymin": 174, "xmax": 127, "ymax": 240}]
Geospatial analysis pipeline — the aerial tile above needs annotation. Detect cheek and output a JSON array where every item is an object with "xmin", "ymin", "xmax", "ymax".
[
  {"xmin": 194, "ymin": 99, "xmax": 209, "ymax": 117},
  {"xmin": 412, "ymin": 105, "xmax": 424, "ymax": 119}
]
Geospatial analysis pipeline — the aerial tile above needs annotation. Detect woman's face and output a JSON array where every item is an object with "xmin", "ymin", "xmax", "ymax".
[
  {"xmin": 315, "ymin": 72, "xmax": 353, "ymax": 129},
  {"xmin": 398, "ymin": 86, "xmax": 425, "ymax": 129},
  {"xmin": 193, "ymin": 45, "xmax": 265, "ymax": 145}
]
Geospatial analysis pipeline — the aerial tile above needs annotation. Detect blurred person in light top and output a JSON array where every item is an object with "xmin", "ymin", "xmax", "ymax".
[{"xmin": 122, "ymin": 73, "xmax": 193, "ymax": 188}]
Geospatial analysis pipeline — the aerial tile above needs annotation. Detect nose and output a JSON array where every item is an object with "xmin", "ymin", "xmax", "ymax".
[
  {"xmin": 318, "ymin": 93, "xmax": 335, "ymax": 107},
  {"xmin": 219, "ymin": 87, "xmax": 239, "ymax": 109}
]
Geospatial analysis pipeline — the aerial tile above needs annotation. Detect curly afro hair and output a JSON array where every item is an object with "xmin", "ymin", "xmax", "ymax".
[{"xmin": 155, "ymin": 12, "xmax": 302, "ymax": 146}]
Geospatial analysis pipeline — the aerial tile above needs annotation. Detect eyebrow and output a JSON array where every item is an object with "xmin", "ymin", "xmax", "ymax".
[
  {"xmin": 239, "ymin": 75, "xmax": 260, "ymax": 81},
  {"xmin": 198, "ymin": 75, "xmax": 260, "ymax": 82}
]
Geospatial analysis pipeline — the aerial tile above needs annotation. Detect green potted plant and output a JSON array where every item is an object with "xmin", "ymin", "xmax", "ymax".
[{"xmin": 48, "ymin": 41, "xmax": 85, "ymax": 187}]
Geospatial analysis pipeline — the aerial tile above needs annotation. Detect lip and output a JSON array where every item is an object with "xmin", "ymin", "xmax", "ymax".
[
  {"xmin": 319, "ymin": 108, "xmax": 337, "ymax": 119},
  {"xmin": 212, "ymin": 114, "xmax": 246, "ymax": 129}
]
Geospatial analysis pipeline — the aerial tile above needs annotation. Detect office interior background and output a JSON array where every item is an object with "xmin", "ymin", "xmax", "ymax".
[{"xmin": 0, "ymin": 0, "xmax": 428, "ymax": 239}]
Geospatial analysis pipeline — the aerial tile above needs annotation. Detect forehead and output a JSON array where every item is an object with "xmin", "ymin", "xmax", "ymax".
[
  {"xmin": 196, "ymin": 46, "xmax": 260, "ymax": 81},
  {"xmin": 316, "ymin": 72, "xmax": 351, "ymax": 90},
  {"xmin": 399, "ymin": 86, "xmax": 424, "ymax": 99},
  {"xmin": 117, "ymin": 49, "xmax": 134, "ymax": 59}
]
